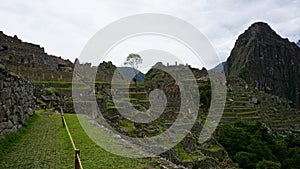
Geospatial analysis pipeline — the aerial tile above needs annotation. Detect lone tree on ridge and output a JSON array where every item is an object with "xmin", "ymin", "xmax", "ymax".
[{"xmin": 124, "ymin": 53, "xmax": 143, "ymax": 86}]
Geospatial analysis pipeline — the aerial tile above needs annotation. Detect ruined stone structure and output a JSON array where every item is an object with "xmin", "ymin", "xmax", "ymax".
[
  {"xmin": 0, "ymin": 65, "xmax": 34, "ymax": 136},
  {"xmin": 0, "ymin": 31, "xmax": 73, "ymax": 81},
  {"xmin": 0, "ymin": 31, "xmax": 72, "ymax": 69}
]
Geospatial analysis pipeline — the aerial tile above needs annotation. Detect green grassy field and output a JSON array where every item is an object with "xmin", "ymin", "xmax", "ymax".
[
  {"xmin": 0, "ymin": 111, "xmax": 158, "ymax": 169},
  {"xmin": 0, "ymin": 111, "xmax": 73, "ymax": 169}
]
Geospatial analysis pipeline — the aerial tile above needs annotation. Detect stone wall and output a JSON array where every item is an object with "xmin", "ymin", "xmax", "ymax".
[
  {"xmin": 62, "ymin": 98, "xmax": 106, "ymax": 115},
  {"xmin": 0, "ymin": 65, "xmax": 34, "ymax": 136}
]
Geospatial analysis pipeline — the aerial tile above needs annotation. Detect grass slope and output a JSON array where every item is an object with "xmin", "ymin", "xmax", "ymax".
[
  {"xmin": 64, "ymin": 114, "xmax": 158, "ymax": 169},
  {"xmin": 0, "ymin": 111, "xmax": 73, "ymax": 169},
  {"xmin": 0, "ymin": 111, "xmax": 158, "ymax": 169}
]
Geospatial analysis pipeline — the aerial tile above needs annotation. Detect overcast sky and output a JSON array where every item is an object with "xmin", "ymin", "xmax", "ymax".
[{"xmin": 1, "ymin": 0, "xmax": 299, "ymax": 69}]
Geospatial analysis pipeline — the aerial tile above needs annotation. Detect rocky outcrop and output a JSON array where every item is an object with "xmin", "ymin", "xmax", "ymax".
[
  {"xmin": 224, "ymin": 22, "xmax": 300, "ymax": 108},
  {"xmin": 0, "ymin": 65, "xmax": 35, "ymax": 136}
]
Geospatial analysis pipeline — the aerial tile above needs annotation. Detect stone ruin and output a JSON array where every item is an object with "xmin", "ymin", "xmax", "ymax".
[
  {"xmin": 0, "ymin": 31, "xmax": 74, "ymax": 81},
  {"xmin": 0, "ymin": 64, "xmax": 34, "ymax": 136}
]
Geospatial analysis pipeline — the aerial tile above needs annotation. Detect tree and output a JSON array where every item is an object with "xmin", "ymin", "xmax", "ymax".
[
  {"xmin": 256, "ymin": 159, "xmax": 281, "ymax": 169},
  {"xmin": 233, "ymin": 151, "xmax": 257, "ymax": 169},
  {"xmin": 124, "ymin": 53, "xmax": 143, "ymax": 85}
]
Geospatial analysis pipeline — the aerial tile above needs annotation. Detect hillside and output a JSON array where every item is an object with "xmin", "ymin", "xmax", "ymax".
[
  {"xmin": 1, "ymin": 24, "xmax": 300, "ymax": 168},
  {"xmin": 224, "ymin": 22, "xmax": 300, "ymax": 108},
  {"xmin": 222, "ymin": 76, "xmax": 300, "ymax": 132}
]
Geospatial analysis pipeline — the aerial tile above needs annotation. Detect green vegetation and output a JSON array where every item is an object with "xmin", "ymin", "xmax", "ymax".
[
  {"xmin": 205, "ymin": 145, "xmax": 222, "ymax": 153},
  {"xmin": 0, "ymin": 113, "xmax": 39, "ymax": 158},
  {"xmin": 57, "ymin": 87, "xmax": 89, "ymax": 91},
  {"xmin": 176, "ymin": 145, "xmax": 193, "ymax": 161},
  {"xmin": 0, "ymin": 111, "xmax": 73, "ymax": 168},
  {"xmin": 216, "ymin": 121, "xmax": 300, "ymax": 169},
  {"xmin": 199, "ymin": 79, "xmax": 211, "ymax": 110},
  {"xmin": 34, "ymin": 81, "xmax": 109, "ymax": 85},
  {"xmin": 107, "ymin": 105, "xmax": 119, "ymax": 109},
  {"xmin": 139, "ymin": 99, "xmax": 151, "ymax": 103},
  {"xmin": 121, "ymin": 97, "xmax": 139, "ymax": 101},
  {"xmin": 63, "ymin": 114, "xmax": 158, "ymax": 169},
  {"xmin": 32, "ymin": 81, "xmax": 75, "ymax": 85},
  {"xmin": 0, "ymin": 111, "xmax": 159, "ymax": 168},
  {"xmin": 44, "ymin": 86, "xmax": 89, "ymax": 95},
  {"xmin": 119, "ymin": 119, "xmax": 135, "ymax": 135},
  {"xmin": 44, "ymin": 87, "xmax": 59, "ymax": 95}
]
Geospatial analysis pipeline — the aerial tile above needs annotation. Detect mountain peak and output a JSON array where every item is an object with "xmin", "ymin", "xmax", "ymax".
[
  {"xmin": 243, "ymin": 22, "xmax": 280, "ymax": 40},
  {"xmin": 249, "ymin": 22, "xmax": 271, "ymax": 29},
  {"xmin": 224, "ymin": 22, "xmax": 300, "ymax": 108}
]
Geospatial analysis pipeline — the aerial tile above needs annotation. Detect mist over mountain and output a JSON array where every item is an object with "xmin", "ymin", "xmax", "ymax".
[
  {"xmin": 210, "ymin": 61, "xmax": 226, "ymax": 73},
  {"xmin": 117, "ymin": 67, "xmax": 145, "ymax": 82}
]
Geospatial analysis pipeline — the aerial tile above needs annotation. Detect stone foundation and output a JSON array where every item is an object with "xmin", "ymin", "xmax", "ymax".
[{"xmin": 0, "ymin": 65, "xmax": 34, "ymax": 136}]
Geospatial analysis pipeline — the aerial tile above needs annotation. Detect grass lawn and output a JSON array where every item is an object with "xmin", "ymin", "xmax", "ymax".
[
  {"xmin": 0, "ymin": 111, "xmax": 73, "ymax": 169},
  {"xmin": 0, "ymin": 111, "xmax": 159, "ymax": 169},
  {"xmin": 64, "ymin": 114, "xmax": 159, "ymax": 169}
]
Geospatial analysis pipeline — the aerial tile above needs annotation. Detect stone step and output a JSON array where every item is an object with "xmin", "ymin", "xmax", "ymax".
[
  {"xmin": 240, "ymin": 116, "xmax": 262, "ymax": 121},
  {"xmin": 222, "ymin": 112, "xmax": 237, "ymax": 117},
  {"xmin": 236, "ymin": 111, "xmax": 258, "ymax": 117},
  {"xmin": 224, "ymin": 107, "xmax": 256, "ymax": 113},
  {"xmin": 221, "ymin": 116, "xmax": 237, "ymax": 122}
]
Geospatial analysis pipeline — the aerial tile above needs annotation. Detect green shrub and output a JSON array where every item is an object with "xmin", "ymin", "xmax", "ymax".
[
  {"xmin": 256, "ymin": 159, "xmax": 281, "ymax": 169},
  {"xmin": 0, "ymin": 113, "xmax": 39, "ymax": 158},
  {"xmin": 233, "ymin": 151, "xmax": 257, "ymax": 168},
  {"xmin": 215, "ymin": 121, "xmax": 297, "ymax": 169}
]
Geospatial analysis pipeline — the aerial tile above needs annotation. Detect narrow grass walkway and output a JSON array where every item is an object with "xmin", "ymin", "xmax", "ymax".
[
  {"xmin": 64, "ymin": 114, "xmax": 158, "ymax": 169},
  {"xmin": 0, "ymin": 111, "xmax": 158, "ymax": 169},
  {"xmin": 0, "ymin": 111, "xmax": 73, "ymax": 169}
]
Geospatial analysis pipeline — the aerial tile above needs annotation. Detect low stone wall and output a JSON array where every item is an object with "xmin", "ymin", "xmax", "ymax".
[
  {"xmin": 62, "ymin": 98, "xmax": 106, "ymax": 115},
  {"xmin": 0, "ymin": 65, "xmax": 34, "ymax": 136}
]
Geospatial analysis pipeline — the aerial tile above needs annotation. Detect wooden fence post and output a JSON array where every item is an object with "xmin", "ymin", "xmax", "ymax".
[
  {"xmin": 75, "ymin": 149, "xmax": 80, "ymax": 169},
  {"xmin": 61, "ymin": 115, "xmax": 65, "ymax": 127},
  {"xmin": 60, "ymin": 107, "xmax": 65, "ymax": 127}
]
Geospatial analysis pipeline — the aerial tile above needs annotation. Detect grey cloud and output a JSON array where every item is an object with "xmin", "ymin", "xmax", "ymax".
[{"xmin": 0, "ymin": 0, "xmax": 299, "ymax": 66}]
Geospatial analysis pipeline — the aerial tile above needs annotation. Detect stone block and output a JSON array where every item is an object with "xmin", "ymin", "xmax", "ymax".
[
  {"xmin": 7, "ymin": 120, "xmax": 14, "ymax": 128},
  {"xmin": 0, "ymin": 111, "xmax": 5, "ymax": 122}
]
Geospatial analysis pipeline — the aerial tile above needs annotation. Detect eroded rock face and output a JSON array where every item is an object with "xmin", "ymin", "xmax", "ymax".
[
  {"xmin": 225, "ymin": 22, "xmax": 300, "ymax": 108},
  {"xmin": 0, "ymin": 66, "xmax": 34, "ymax": 136}
]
